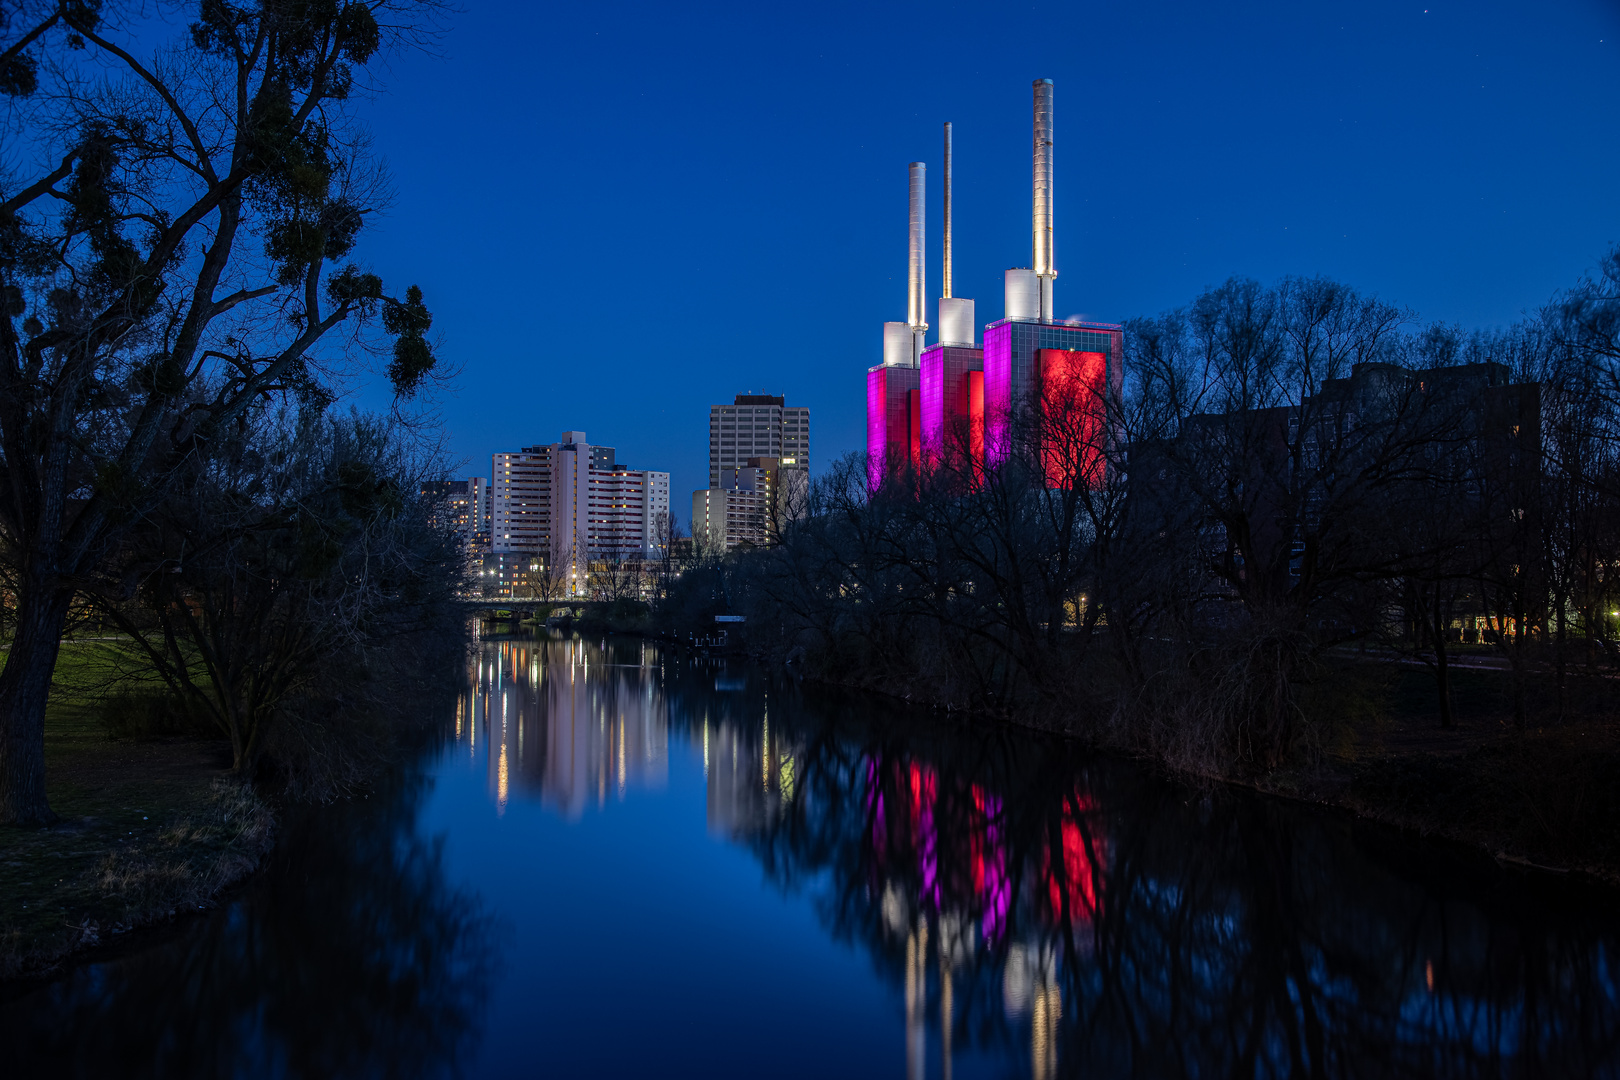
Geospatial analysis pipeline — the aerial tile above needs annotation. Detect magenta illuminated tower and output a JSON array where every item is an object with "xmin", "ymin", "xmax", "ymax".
[
  {"xmin": 867, "ymin": 162, "xmax": 926, "ymax": 490},
  {"xmin": 983, "ymin": 79, "xmax": 1122, "ymax": 471},
  {"xmin": 919, "ymin": 120, "xmax": 984, "ymax": 475}
]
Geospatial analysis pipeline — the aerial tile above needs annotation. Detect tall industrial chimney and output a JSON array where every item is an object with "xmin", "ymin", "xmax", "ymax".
[
  {"xmin": 908, "ymin": 161, "xmax": 927, "ymax": 363},
  {"xmin": 1032, "ymin": 78, "xmax": 1055, "ymax": 323},
  {"xmin": 937, "ymin": 121, "xmax": 976, "ymax": 346},
  {"xmin": 942, "ymin": 122, "xmax": 953, "ymax": 300}
]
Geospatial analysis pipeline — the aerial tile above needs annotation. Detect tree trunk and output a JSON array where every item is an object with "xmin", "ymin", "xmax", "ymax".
[
  {"xmin": 1555, "ymin": 599, "xmax": 1567, "ymax": 724},
  {"xmin": 0, "ymin": 584, "xmax": 73, "ymax": 825},
  {"xmin": 1430, "ymin": 588, "xmax": 1454, "ymax": 731}
]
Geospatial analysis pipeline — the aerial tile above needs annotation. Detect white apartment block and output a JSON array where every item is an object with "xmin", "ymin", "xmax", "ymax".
[
  {"xmin": 709, "ymin": 393, "xmax": 810, "ymax": 488},
  {"xmin": 491, "ymin": 432, "xmax": 669, "ymax": 587}
]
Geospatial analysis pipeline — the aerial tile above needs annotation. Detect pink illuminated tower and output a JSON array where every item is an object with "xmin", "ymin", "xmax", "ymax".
[
  {"xmin": 866, "ymin": 162, "xmax": 927, "ymax": 490},
  {"xmin": 982, "ymin": 79, "xmax": 1122, "ymax": 480},
  {"xmin": 919, "ymin": 120, "xmax": 984, "ymax": 477},
  {"xmin": 867, "ymin": 80, "xmax": 1123, "ymax": 494}
]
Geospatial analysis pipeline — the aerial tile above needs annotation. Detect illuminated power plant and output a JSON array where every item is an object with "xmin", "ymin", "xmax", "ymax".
[{"xmin": 867, "ymin": 79, "xmax": 1123, "ymax": 488}]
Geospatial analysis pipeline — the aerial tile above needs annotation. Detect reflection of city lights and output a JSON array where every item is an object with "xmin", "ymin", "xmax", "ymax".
[
  {"xmin": 703, "ymin": 720, "xmax": 709, "ymax": 779},
  {"xmin": 779, "ymin": 755, "xmax": 794, "ymax": 802}
]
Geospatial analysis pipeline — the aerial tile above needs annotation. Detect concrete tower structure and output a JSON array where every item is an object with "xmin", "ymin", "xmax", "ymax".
[
  {"xmin": 908, "ymin": 161, "xmax": 928, "ymax": 363},
  {"xmin": 920, "ymin": 120, "xmax": 985, "ymax": 472},
  {"xmin": 982, "ymin": 79, "xmax": 1122, "ymax": 474},
  {"xmin": 865, "ymin": 78, "xmax": 1121, "ymax": 492},
  {"xmin": 867, "ymin": 161, "xmax": 925, "ymax": 489},
  {"xmin": 1032, "ymin": 78, "xmax": 1056, "ymax": 323}
]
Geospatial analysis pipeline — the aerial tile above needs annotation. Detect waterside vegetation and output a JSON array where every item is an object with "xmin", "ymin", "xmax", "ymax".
[
  {"xmin": 0, "ymin": 0, "xmax": 466, "ymax": 975},
  {"xmin": 659, "ymin": 250, "xmax": 1620, "ymax": 879}
]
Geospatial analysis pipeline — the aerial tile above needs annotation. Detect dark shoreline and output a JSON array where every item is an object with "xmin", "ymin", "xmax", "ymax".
[
  {"xmin": 0, "ymin": 775, "xmax": 275, "ymax": 982},
  {"xmin": 772, "ymin": 649, "xmax": 1620, "ymax": 892},
  {"xmin": 506, "ymin": 616, "xmax": 1620, "ymax": 890},
  {"xmin": 0, "ymin": 852, "xmax": 269, "ymax": 1001}
]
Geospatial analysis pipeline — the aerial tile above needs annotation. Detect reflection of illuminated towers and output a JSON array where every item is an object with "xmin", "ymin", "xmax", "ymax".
[
  {"xmin": 1031, "ymin": 976, "xmax": 1061, "ymax": 1080},
  {"xmin": 883, "ymin": 907, "xmax": 970, "ymax": 1080},
  {"xmin": 936, "ymin": 911, "xmax": 970, "ymax": 1080},
  {"xmin": 905, "ymin": 921, "xmax": 929, "ymax": 1080},
  {"xmin": 1003, "ymin": 941, "xmax": 1061, "ymax": 1080}
]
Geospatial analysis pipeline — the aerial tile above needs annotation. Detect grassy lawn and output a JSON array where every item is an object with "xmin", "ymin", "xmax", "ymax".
[{"xmin": 0, "ymin": 641, "xmax": 274, "ymax": 979}]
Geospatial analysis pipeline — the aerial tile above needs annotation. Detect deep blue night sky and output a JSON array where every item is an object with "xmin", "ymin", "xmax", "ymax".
[{"xmin": 342, "ymin": 0, "xmax": 1619, "ymax": 512}]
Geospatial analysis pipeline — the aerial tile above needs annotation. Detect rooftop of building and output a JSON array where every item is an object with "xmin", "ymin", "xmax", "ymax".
[{"xmin": 984, "ymin": 317, "xmax": 1124, "ymax": 333}]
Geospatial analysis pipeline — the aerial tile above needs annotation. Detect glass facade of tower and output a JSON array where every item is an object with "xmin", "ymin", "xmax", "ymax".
[
  {"xmin": 919, "ymin": 344, "xmax": 986, "ymax": 469},
  {"xmin": 867, "ymin": 364, "xmax": 920, "ymax": 490},
  {"xmin": 983, "ymin": 320, "xmax": 1122, "ymax": 465}
]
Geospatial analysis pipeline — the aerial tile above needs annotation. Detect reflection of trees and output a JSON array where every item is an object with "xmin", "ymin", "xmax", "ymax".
[
  {"xmin": 664, "ymin": 671, "xmax": 1620, "ymax": 1077},
  {"xmin": 2, "ymin": 770, "xmax": 498, "ymax": 1079}
]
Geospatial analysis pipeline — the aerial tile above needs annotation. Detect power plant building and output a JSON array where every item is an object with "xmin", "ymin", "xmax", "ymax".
[{"xmin": 867, "ymin": 80, "xmax": 1121, "ymax": 488}]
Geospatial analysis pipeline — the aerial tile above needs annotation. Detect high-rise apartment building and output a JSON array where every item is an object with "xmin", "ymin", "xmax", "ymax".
[
  {"xmin": 709, "ymin": 394, "xmax": 810, "ymax": 488},
  {"xmin": 692, "ymin": 486, "xmax": 766, "ymax": 554},
  {"xmin": 487, "ymin": 431, "xmax": 669, "ymax": 596},
  {"xmin": 423, "ymin": 477, "xmax": 491, "ymax": 594}
]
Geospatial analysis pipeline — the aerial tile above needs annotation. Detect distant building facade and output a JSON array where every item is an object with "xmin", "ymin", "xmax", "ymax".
[
  {"xmin": 709, "ymin": 394, "xmax": 810, "ymax": 488},
  {"xmin": 468, "ymin": 431, "xmax": 669, "ymax": 598},
  {"xmin": 692, "ymin": 455, "xmax": 807, "ymax": 552}
]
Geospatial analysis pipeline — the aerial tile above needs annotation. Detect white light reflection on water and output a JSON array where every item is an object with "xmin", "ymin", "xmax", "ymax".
[{"xmin": 463, "ymin": 635, "xmax": 669, "ymax": 821}]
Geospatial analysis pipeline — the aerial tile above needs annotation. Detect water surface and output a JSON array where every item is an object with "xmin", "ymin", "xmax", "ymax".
[{"xmin": 6, "ymin": 635, "xmax": 1620, "ymax": 1077}]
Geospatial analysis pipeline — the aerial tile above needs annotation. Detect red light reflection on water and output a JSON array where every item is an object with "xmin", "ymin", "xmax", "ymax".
[
  {"xmin": 1044, "ymin": 793, "xmax": 1103, "ymax": 925},
  {"xmin": 972, "ymin": 785, "xmax": 1009, "ymax": 942},
  {"xmin": 909, "ymin": 764, "xmax": 938, "ymax": 904},
  {"xmin": 863, "ymin": 757, "xmax": 1102, "ymax": 945}
]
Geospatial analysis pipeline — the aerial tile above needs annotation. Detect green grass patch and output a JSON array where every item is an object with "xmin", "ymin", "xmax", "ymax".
[{"xmin": 0, "ymin": 644, "xmax": 271, "ymax": 979}]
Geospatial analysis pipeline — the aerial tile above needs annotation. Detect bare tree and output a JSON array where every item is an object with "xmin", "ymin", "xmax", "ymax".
[{"xmin": 98, "ymin": 407, "xmax": 458, "ymax": 777}]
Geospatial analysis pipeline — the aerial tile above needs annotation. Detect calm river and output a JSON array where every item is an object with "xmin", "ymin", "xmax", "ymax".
[{"xmin": 5, "ymin": 634, "xmax": 1620, "ymax": 1077}]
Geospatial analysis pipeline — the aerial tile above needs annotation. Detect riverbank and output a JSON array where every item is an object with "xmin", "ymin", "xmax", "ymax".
[
  {"xmin": 0, "ymin": 646, "xmax": 275, "ymax": 980},
  {"xmin": 1267, "ymin": 665, "xmax": 1620, "ymax": 883},
  {"xmin": 473, "ymin": 616, "xmax": 1620, "ymax": 885},
  {"xmin": 785, "ymin": 645, "xmax": 1620, "ymax": 887}
]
